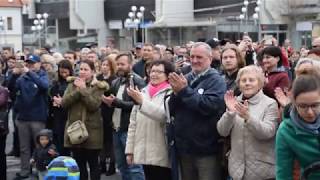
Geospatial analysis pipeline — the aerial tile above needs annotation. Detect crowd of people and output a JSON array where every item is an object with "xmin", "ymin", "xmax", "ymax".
[{"xmin": 0, "ymin": 35, "xmax": 320, "ymax": 180}]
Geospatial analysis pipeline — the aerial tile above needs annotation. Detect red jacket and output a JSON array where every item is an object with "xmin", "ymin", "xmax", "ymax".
[
  {"xmin": 281, "ymin": 47, "xmax": 290, "ymax": 68},
  {"xmin": 263, "ymin": 69, "xmax": 290, "ymax": 100}
]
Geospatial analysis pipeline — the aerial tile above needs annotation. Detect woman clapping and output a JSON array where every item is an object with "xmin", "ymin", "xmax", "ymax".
[{"xmin": 217, "ymin": 65, "xmax": 279, "ymax": 180}]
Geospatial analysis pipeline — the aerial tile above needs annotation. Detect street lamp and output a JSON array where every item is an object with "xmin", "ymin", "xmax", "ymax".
[
  {"xmin": 239, "ymin": 0, "xmax": 262, "ymax": 40},
  {"xmin": 125, "ymin": 6, "xmax": 146, "ymax": 46},
  {"xmin": 30, "ymin": 12, "xmax": 49, "ymax": 48}
]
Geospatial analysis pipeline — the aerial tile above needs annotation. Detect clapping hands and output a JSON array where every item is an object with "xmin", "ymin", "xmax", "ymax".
[
  {"xmin": 224, "ymin": 90, "xmax": 250, "ymax": 121},
  {"xmin": 127, "ymin": 86, "xmax": 143, "ymax": 105}
]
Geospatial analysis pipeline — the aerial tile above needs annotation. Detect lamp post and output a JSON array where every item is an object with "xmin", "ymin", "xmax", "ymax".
[
  {"xmin": 125, "ymin": 6, "xmax": 146, "ymax": 46},
  {"xmin": 31, "ymin": 13, "xmax": 49, "ymax": 48},
  {"xmin": 239, "ymin": 0, "xmax": 261, "ymax": 39}
]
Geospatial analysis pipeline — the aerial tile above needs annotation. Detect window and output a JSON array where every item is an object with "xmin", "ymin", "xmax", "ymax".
[{"xmin": 7, "ymin": 17, "xmax": 13, "ymax": 30}]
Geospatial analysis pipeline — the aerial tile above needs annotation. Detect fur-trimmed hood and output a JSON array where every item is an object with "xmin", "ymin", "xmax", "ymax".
[{"xmin": 66, "ymin": 76, "xmax": 109, "ymax": 90}]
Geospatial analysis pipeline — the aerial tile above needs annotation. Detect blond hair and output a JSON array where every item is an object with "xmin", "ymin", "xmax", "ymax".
[{"xmin": 236, "ymin": 65, "xmax": 265, "ymax": 89}]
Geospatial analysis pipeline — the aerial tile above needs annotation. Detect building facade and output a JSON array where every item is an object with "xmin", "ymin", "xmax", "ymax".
[
  {"xmin": 20, "ymin": 0, "xmax": 320, "ymax": 51},
  {"xmin": 0, "ymin": 1, "xmax": 23, "ymax": 52}
]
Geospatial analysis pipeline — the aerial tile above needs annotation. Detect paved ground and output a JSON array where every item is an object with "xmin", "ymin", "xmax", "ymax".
[{"xmin": 5, "ymin": 111, "xmax": 121, "ymax": 180}]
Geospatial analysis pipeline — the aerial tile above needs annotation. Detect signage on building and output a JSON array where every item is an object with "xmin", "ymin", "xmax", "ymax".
[
  {"xmin": 140, "ymin": 21, "xmax": 153, "ymax": 28},
  {"xmin": 109, "ymin": 20, "xmax": 123, "ymax": 29},
  {"xmin": 296, "ymin": 21, "xmax": 312, "ymax": 31}
]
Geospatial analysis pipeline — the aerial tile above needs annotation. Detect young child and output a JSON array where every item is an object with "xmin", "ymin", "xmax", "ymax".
[{"xmin": 30, "ymin": 129, "xmax": 59, "ymax": 180}]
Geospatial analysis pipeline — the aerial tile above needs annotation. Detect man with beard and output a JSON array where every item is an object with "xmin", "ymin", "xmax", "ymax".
[{"xmin": 102, "ymin": 53, "xmax": 146, "ymax": 180}]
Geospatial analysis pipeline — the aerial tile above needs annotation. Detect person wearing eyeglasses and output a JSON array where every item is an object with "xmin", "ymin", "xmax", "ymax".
[
  {"xmin": 276, "ymin": 71, "xmax": 320, "ymax": 180},
  {"xmin": 126, "ymin": 60, "xmax": 175, "ymax": 180}
]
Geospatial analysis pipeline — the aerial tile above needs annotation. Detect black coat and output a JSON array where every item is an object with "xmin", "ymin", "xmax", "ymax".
[
  {"xmin": 33, "ymin": 143, "xmax": 57, "ymax": 171},
  {"xmin": 49, "ymin": 79, "xmax": 68, "ymax": 136},
  {"xmin": 109, "ymin": 73, "xmax": 146, "ymax": 131},
  {"xmin": 97, "ymin": 74, "xmax": 116, "ymax": 119}
]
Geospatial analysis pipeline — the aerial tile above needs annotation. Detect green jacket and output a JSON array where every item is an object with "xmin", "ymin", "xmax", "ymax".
[
  {"xmin": 62, "ymin": 77, "xmax": 108, "ymax": 149},
  {"xmin": 276, "ymin": 116, "xmax": 320, "ymax": 180}
]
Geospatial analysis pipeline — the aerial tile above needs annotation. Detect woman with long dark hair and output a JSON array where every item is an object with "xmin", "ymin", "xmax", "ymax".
[{"xmin": 50, "ymin": 59, "xmax": 73, "ymax": 156}]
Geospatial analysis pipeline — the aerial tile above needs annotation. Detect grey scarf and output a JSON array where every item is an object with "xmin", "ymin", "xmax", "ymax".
[{"xmin": 290, "ymin": 107, "xmax": 320, "ymax": 135}]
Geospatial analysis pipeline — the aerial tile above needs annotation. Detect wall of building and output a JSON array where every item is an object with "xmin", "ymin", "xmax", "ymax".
[
  {"xmin": 154, "ymin": 0, "xmax": 194, "ymax": 26},
  {"xmin": 0, "ymin": 7, "xmax": 23, "ymax": 51}
]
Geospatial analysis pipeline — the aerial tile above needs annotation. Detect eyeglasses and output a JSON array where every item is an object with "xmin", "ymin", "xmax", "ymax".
[
  {"xmin": 296, "ymin": 102, "xmax": 320, "ymax": 112},
  {"xmin": 150, "ymin": 70, "xmax": 165, "ymax": 74}
]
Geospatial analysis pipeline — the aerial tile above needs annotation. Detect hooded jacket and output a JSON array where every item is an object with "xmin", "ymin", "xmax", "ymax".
[
  {"xmin": 62, "ymin": 76, "xmax": 108, "ymax": 149},
  {"xmin": 33, "ymin": 129, "xmax": 58, "ymax": 172}
]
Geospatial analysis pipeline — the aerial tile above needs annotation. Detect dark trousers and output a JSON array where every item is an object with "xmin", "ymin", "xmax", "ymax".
[
  {"xmin": 0, "ymin": 135, "xmax": 7, "ymax": 180},
  {"xmin": 143, "ymin": 165, "xmax": 172, "ymax": 180},
  {"xmin": 99, "ymin": 125, "xmax": 115, "ymax": 172},
  {"xmin": 71, "ymin": 148, "xmax": 101, "ymax": 180},
  {"xmin": 12, "ymin": 109, "xmax": 19, "ymax": 154}
]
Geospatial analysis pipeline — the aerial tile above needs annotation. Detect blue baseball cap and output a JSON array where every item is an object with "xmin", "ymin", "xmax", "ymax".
[{"xmin": 26, "ymin": 54, "xmax": 41, "ymax": 63}]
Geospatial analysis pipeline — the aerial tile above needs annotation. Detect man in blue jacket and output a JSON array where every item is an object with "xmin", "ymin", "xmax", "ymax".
[
  {"xmin": 168, "ymin": 42, "xmax": 226, "ymax": 180},
  {"xmin": 14, "ymin": 54, "xmax": 49, "ymax": 179}
]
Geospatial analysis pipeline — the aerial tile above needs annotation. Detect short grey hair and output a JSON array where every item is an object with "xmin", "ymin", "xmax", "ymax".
[
  {"xmin": 191, "ymin": 42, "xmax": 212, "ymax": 57},
  {"xmin": 236, "ymin": 65, "xmax": 265, "ymax": 89},
  {"xmin": 295, "ymin": 58, "xmax": 320, "ymax": 71}
]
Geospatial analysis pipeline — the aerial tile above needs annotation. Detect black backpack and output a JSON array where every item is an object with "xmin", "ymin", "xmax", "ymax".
[{"xmin": 301, "ymin": 161, "xmax": 320, "ymax": 180}]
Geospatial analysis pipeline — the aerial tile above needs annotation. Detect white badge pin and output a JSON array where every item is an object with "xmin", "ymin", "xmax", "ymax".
[{"xmin": 198, "ymin": 88, "xmax": 204, "ymax": 94}]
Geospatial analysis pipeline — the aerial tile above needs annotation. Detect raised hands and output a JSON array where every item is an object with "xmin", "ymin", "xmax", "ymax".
[
  {"xmin": 74, "ymin": 78, "xmax": 86, "ymax": 90},
  {"xmin": 53, "ymin": 94, "xmax": 62, "ymax": 107},
  {"xmin": 168, "ymin": 72, "xmax": 188, "ymax": 94},
  {"xmin": 274, "ymin": 87, "xmax": 290, "ymax": 107},
  {"xmin": 127, "ymin": 86, "xmax": 143, "ymax": 105},
  {"xmin": 235, "ymin": 100, "xmax": 249, "ymax": 120},
  {"xmin": 224, "ymin": 90, "xmax": 250, "ymax": 120},
  {"xmin": 224, "ymin": 90, "xmax": 237, "ymax": 112}
]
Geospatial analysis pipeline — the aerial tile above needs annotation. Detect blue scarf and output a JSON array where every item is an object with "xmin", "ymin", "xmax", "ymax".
[{"xmin": 290, "ymin": 107, "xmax": 320, "ymax": 135}]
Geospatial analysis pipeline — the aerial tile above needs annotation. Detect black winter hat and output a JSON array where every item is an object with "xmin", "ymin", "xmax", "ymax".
[
  {"xmin": 36, "ymin": 129, "xmax": 53, "ymax": 144},
  {"xmin": 206, "ymin": 38, "xmax": 220, "ymax": 49}
]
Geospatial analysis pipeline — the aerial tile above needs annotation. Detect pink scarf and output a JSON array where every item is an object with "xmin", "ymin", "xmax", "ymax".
[{"xmin": 148, "ymin": 81, "xmax": 170, "ymax": 98}]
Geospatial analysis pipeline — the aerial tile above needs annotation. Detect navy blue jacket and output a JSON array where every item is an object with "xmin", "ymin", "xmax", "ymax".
[
  {"xmin": 15, "ymin": 69, "xmax": 49, "ymax": 122},
  {"xmin": 132, "ymin": 59, "xmax": 147, "ymax": 78},
  {"xmin": 169, "ymin": 68, "xmax": 226, "ymax": 156}
]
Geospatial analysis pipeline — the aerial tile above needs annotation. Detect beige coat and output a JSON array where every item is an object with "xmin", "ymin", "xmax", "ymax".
[
  {"xmin": 217, "ymin": 90, "xmax": 279, "ymax": 180},
  {"xmin": 125, "ymin": 86, "xmax": 171, "ymax": 168}
]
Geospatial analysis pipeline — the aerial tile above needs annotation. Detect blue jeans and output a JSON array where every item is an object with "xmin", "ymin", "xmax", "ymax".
[{"xmin": 113, "ymin": 131, "xmax": 145, "ymax": 180}]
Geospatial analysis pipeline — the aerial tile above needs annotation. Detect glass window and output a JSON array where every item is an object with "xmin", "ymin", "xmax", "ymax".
[
  {"xmin": 7, "ymin": 17, "xmax": 13, "ymax": 30},
  {"xmin": 279, "ymin": 24, "xmax": 288, "ymax": 30}
]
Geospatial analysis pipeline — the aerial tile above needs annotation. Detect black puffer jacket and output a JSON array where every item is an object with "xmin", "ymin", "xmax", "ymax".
[
  {"xmin": 33, "ymin": 129, "xmax": 58, "ymax": 171},
  {"xmin": 109, "ymin": 73, "xmax": 146, "ymax": 131}
]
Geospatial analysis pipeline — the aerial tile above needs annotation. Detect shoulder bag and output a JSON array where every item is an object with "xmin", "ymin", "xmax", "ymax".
[{"xmin": 66, "ymin": 106, "xmax": 89, "ymax": 145}]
